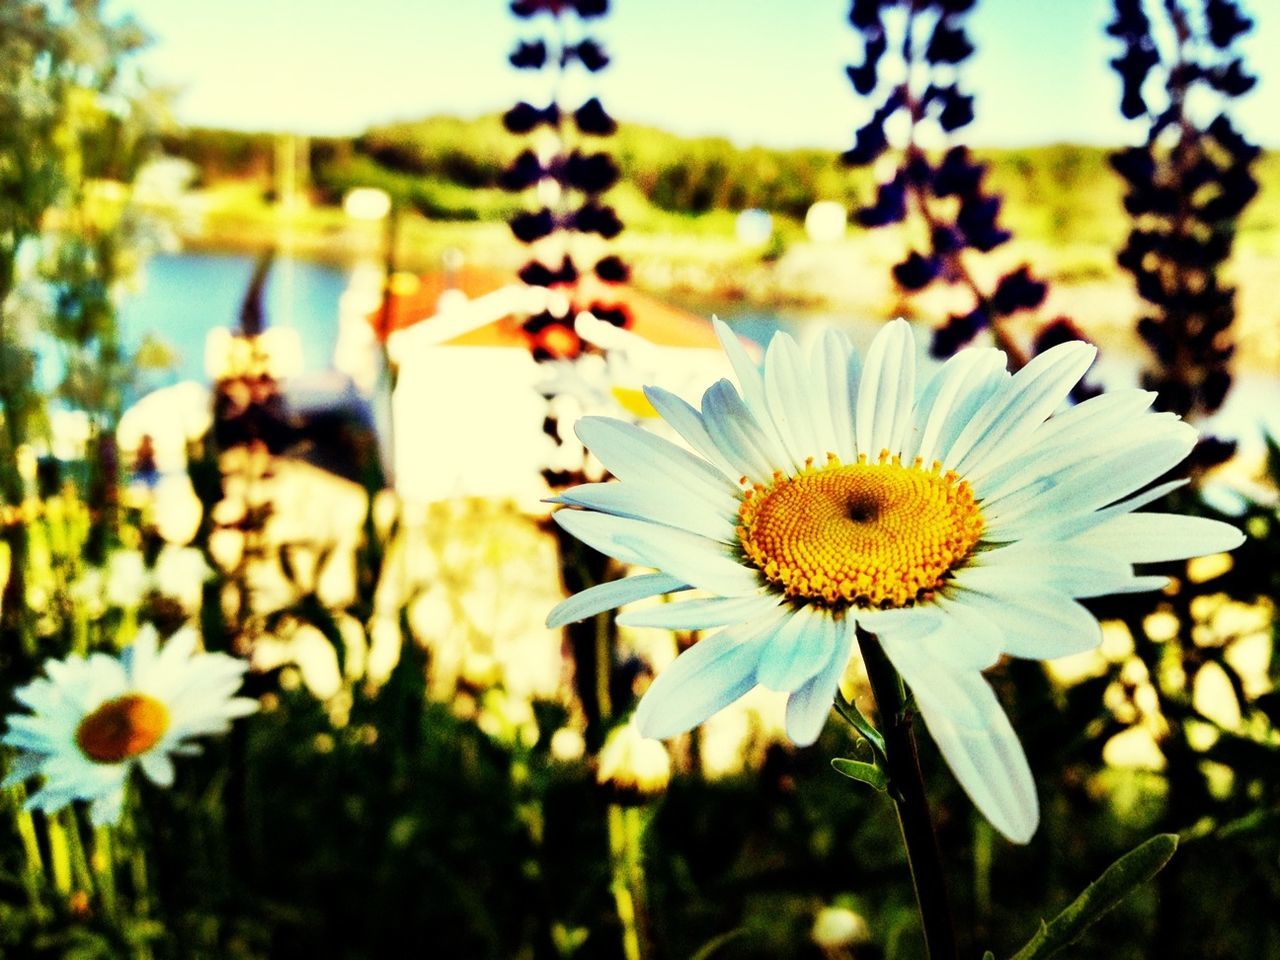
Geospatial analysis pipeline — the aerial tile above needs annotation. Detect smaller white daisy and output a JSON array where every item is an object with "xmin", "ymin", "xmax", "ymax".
[{"xmin": 2, "ymin": 625, "xmax": 259, "ymax": 825}]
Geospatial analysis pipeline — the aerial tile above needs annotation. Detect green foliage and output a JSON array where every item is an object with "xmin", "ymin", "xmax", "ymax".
[
  {"xmin": 831, "ymin": 757, "xmax": 888, "ymax": 792},
  {"xmin": 1007, "ymin": 834, "xmax": 1178, "ymax": 960}
]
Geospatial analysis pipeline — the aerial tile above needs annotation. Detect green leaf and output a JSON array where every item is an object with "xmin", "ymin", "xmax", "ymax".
[
  {"xmin": 1265, "ymin": 432, "xmax": 1280, "ymax": 486},
  {"xmin": 1009, "ymin": 833, "xmax": 1178, "ymax": 960},
  {"xmin": 983, "ymin": 952, "xmax": 996, "ymax": 960},
  {"xmin": 831, "ymin": 757, "xmax": 889, "ymax": 792},
  {"xmin": 833, "ymin": 692, "xmax": 887, "ymax": 760},
  {"xmin": 688, "ymin": 928, "xmax": 746, "ymax": 960}
]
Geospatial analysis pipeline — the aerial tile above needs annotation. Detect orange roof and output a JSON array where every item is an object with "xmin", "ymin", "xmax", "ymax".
[{"xmin": 370, "ymin": 269, "xmax": 722, "ymax": 350}]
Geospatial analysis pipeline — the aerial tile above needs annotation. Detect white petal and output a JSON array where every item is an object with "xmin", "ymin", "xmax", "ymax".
[
  {"xmin": 139, "ymin": 751, "xmax": 175, "ymax": 787},
  {"xmin": 975, "ymin": 390, "xmax": 1158, "ymax": 502},
  {"xmin": 982, "ymin": 420, "xmax": 1197, "ymax": 539},
  {"xmin": 553, "ymin": 481, "xmax": 736, "ymax": 543},
  {"xmin": 878, "ymin": 632, "xmax": 989, "ymax": 728},
  {"xmin": 764, "ymin": 333, "xmax": 823, "ymax": 468},
  {"xmin": 813, "ymin": 328, "xmax": 859, "ymax": 462},
  {"xmin": 642, "ymin": 385, "xmax": 738, "ymax": 478},
  {"xmin": 857, "ymin": 318, "xmax": 916, "ymax": 459},
  {"xmin": 547, "ymin": 573, "xmax": 688, "ymax": 628},
  {"xmin": 89, "ymin": 786, "xmax": 127, "ymax": 826},
  {"xmin": 914, "ymin": 671, "xmax": 1039, "ymax": 844},
  {"xmin": 913, "ymin": 349, "xmax": 1009, "ymax": 466},
  {"xmin": 756, "ymin": 605, "xmax": 838, "ymax": 693},
  {"xmin": 634, "ymin": 615, "xmax": 779, "ymax": 740},
  {"xmin": 968, "ymin": 541, "xmax": 1164, "ymax": 599},
  {"xmin": 712, "ymin": 317, "xmax": 771, "ymax": 427},
  {"xmin": 1, "ymin": 752, "xmax": 45, "ymax": 788},
  {"xmin": 575, "ymin": 416, "xmax": 737, "ymax": 511},
  {"xmin": 948, "ymin": 341, "xmax": 1097, "ymax": 480},
  {"xmin": 553, "ymin": 510, "xmax": 759, "ymax": 596},
  {"xmin": 786, "ymin": 615, "xmax": 856, "ymax": 746},
  {"xmin": 929, "ymin": 596, "xmax": 1003, "ymax": 669},
  {"xmin": 946, "ymin": 581, "xmax": 1101, "ymax": 659},
  {"xmin": 617, "ymin": 594, "xmax": 779, "ymax": 630},
  {"xmin": 1071, "ymin": 513, "xmax": 1244, "ymax": 563},
  {"xmin": 701, "ymin": 379, "xmax": 788, "ymax": 483}
]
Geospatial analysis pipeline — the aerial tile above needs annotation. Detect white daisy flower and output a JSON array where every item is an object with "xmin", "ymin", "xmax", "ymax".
[
  {"xmin": 2, "ymin": 625, "xmax": 259, "ymax": 825},
  {"xmin": 547, "ymin": 318, "xmax": 1244, "ymax": 843}
]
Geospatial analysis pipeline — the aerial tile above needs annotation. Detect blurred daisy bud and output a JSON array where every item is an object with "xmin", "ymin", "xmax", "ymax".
[
  {"xmin": 105, "ymin": 550, "xmax": 148, "ymax": 608},
  {"xmin": 207, "ymin": 528, "xmax": 245, "ymax": 571},
  {"xmin": 15, "ymin": 445, "xmax": 37, "ymax": 484},
  {"xmin": 151, "ymin": 474, "xmax": 203, "ymax": 545},
  {"xmin": 549, "ymin": 726, "xmax": 586, "ymax": 763},
  {"xmin": 370, "ymin": 489, "xmax": 400, "ymax": 542},
  {"xmin": 253, "ymin": 623, "xmax": 342, "ymax": 701},
  {"xmin": 459, "ymin": 651, "xmax": 502, "ymax": 692},
  {"xmin": 367, "ymin": 616, "xmax": 403, "ymax": 685},
  {"xmin": 596, "ymin": 722, "xmax": 670, "ymax": 804},
  {"xmin": 811, "ymin": 905, "xmax": 871, "ymax": 949},
  {"xmin": 153, "ymin": 544, "xmax": 213, "ymax": 613}
]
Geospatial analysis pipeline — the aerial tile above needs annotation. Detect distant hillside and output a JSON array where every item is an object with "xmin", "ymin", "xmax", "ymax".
[{"xmin": 158, "ymin": 115, "xmax": 1280, "ymax": 252}]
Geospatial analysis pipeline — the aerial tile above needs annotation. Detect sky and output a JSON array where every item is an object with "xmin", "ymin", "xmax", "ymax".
[{"xmin": 110, "ymin": 0, "xmax": 1279, "ymax": 149}]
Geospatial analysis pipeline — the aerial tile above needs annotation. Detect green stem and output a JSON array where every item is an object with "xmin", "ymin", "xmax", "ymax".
[
  {"xmin": 61, "ymin": 808, "xmax": 94, "ymax": 900},
  {"xmin": 607, "ymin": 804, "xmax": 644, "ymax": 960},
  {"xmin": 8, "ymin": 785, "xmax": 48, "ymax": 919},
  {"xmin": 594, "ymin": 609, "xmax": 613, "ymax": 721},
  {"xmin": 858, "ymin": 628, "xmax": 958, "ymax": 960},
  {"xmin": 93, "ymin": 825, "xmax": 118, "ymax": 924},
  {"xmin": 45, "ymin": 813, "xmax": 73, "ymax": 897}
]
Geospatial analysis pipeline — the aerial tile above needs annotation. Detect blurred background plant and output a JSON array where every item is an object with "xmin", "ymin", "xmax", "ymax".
[{"xmin": 0, "ymin": 0, "xmax": 1278, "ymax": 958}]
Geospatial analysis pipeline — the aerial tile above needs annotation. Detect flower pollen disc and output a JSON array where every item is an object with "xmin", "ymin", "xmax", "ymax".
[
  {"xmin": 75, "ymin": 694, "xmax": 170, "ymax": 764},
  {"xmin": 737, "ymin": 452, "xmax": 983, "ymax": 608}
]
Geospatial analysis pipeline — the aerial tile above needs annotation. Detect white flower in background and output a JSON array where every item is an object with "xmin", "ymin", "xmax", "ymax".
[
  {"xmin": 105, "ymin": 549, "xmax": 148, "ymax": 608},
  {"xmin": 151, "ymin": 473, "xmax": 204, "ymax": 545},
  {"xmin": 1, "ymin": 625, "xmax": 258, "ymax": 825},
  {"xmin": 103, "ymin": 546, "xmax": 212, "ymax": 614},
  {"xmin": 596, "ymin": 721, "xmax": 672, "ymax": 800},
  {"xmin": 548, "ymin": 318, "xmax": 1244, "ymax": 843},
  {"xmin": 153, "ymin": 544, "xmax": 213, "ymax": 613},
  {"xmin": 117, "ymin": 381, "xmax": 212, "ymax": 475},
  {"xmin": 252, "ymin": 622, "xmax": 344, "ymax": 701},
  {"xmin": 812, "ymin": 903, "xmax": 871, "ymax": 949}
]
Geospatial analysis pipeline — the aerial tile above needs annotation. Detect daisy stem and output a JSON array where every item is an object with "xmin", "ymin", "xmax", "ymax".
[
  {"xmin": 606, "ymin": 804, "xmax": 645, "ymax": 960},
  {"xmin": 45, "ymin": 812, "xmax": 73, "ymax": 897},
  {"xmin": 8, "ymin": 787, "xmax": 48, "ymax": 919},
  {"xmin": 858, "ymin": 629, "xmax": 958, "ymax": 960},
  {"xmin": 93, "ymin": 825, "xmax": 118, "ymax": 924},
  {"xmin": 60, "ymin": 808, "xmax": 95, "ymax": 900},
  {"xmin": 594, "ymin": 609, "xmax": 613, "ymax": 721}
]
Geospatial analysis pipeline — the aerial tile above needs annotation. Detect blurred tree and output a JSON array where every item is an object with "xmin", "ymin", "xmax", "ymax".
[{"xmin": 0, "ymin": 0, "xmax": 158, "ymax": 651}]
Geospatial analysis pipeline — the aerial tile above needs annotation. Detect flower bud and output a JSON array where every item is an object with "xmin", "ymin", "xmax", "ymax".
[
  {"xmin": 596, "ymin": 722, "xmax": 670, "ymax": 804},
  {"xmin": 811, "ymin": 905, "xmax": 871, "ymax": 949}
]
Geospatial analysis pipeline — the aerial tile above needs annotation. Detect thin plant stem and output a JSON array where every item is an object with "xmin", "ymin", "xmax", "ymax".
[
  {"xmin": 45, "ymin": 812, "xmax": 73, "ymax": 897},
  {"xmin": 61, "ymin": 808, "xmax": 95, "ymax": 900},
  {"xmin": 858, "ymin": 628, "xmax": 958, "ymax": 960},
  {"xmin": 8, "ymin": 785, "xmax": 49, "ymax": 919},
  {"xmin": 606, "ymin": 803, "xmax": 643, "ymax": 960},
  {"xmin": 121, "ymin": 791, "xmax": 156, "ymax": 960},
  {"xmin": 93, "ymin": 825, "xmax": 118, "ymax": 924},
  {"xmin": 622, "ymin": 806, "xmax": 653, "ymax": 959},
  {"xmin": 594, "ymin": 609, "xmax": 613, "ymax": 721}
]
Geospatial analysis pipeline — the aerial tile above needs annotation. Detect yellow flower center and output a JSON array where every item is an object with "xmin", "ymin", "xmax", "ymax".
[
  {"xmin": 737, "ymin": 453, "xmax": 984, "ymax": 608},
  {"xmin": 75, "ymin": 694, "xmax": 170, "ymax": 764}
]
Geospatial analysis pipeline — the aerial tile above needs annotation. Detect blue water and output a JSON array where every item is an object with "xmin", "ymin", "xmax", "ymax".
[
  {"xmin": 118, "ymin": 252, "xmax": 348, "ymax": 390},
  {"xmin": 117, "ymin": 253, "xmax": 1278, "ymax": 457}
]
